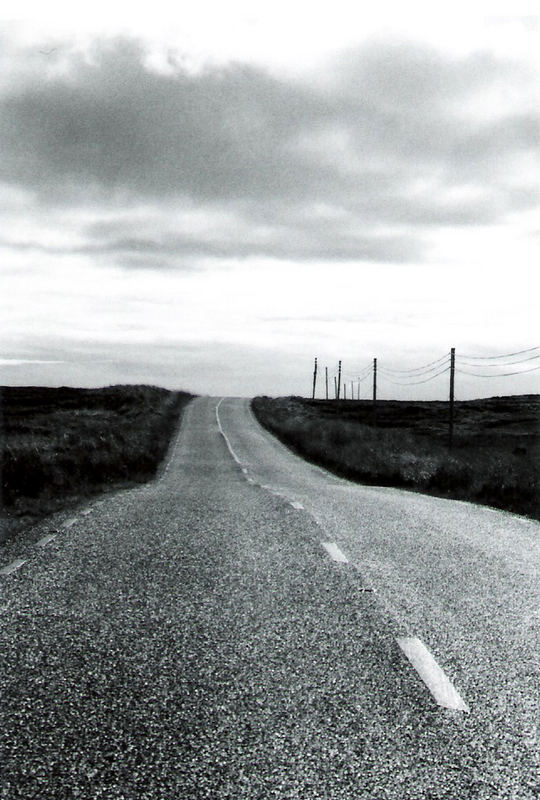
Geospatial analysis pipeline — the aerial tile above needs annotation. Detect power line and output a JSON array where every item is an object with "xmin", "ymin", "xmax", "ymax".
[
  {"xmin": 379, "ymin": 357, "xmax": 451, "ymax": 378},
  {"xmin": 342, "ymin": 369, "xmax": 373, "ymax": 382},
  {"xmin": 459, "ymin": 345, "xmax": 540, "ymax": 361},
  {"xmin": 458, "ymin": 352, "xmax": 540, "ymax": 368},
  {"xmin": 379, "ymin": 365, "xmax": 451, "ymax": 386},
  {"xmin": 378, "ymin": 352, "xmax": 450, "ymax": 375},
  {"xmin": 457, "ymin": 363, "xmax": 540, "ymax": 378},
  {"xmin": 342, "ymin": 363, "xmax": 373, "ymax": 378},
  {"xmin": 318, "ymin": 345, "xmax": 540, "ymax": 395}
]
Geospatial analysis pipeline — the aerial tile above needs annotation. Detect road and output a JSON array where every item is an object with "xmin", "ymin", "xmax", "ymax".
[{"xmin": 1, "ymin": 396, "xmax": 538, "ymax": 799}]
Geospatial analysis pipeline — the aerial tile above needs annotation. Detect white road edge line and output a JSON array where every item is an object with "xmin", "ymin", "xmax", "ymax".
[
  {"xmin": 215, "ymin": 398, "xmax": 244, "ymax": 467},
  {"xmin": 163, "ymin": 405, "xmax": 192, "ymax": 473},
  {"xmin": 290, "ymin": 501, "xmax": 304, "ymax": 510},
  {"xmin": 321, "ymin": 542, "xmax": 349, "ymax": 563},
  {"xmin": 245, "ymin": 400, "xmax": 343, "ymax": 483},
  {"xmin": 164, "ymin": 430, "xmax": 181, "ymax": 472},
  {"xmin": 397, "ymin": 637, "xmax": 470, "ymax": 712},
  {"xmin": 0, "ymin": 559, "xmax": 27, "ymax": 576}
]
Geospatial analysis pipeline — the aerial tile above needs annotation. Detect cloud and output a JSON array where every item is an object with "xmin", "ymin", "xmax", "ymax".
[
  {"xmin": 0, "ymin": 332, "xmax": 314, "ymax": 397},
  {"xmin": 0, "ymin": 358, "xmax": 65, "ymax": 365},
  {"xmin": 0, "ymin": 38, "xmax": 326, "ymax": 202},
  {"xmin": 80, "ymin": 215, "xmax": 424, "ymax": 265},
  {"xmin": 0, "ymin": 35, "xmax": 537, "ymax": 268},
  {"xmin": 0, "ymin": 224, "xmax": 423, "ymax": 267}
]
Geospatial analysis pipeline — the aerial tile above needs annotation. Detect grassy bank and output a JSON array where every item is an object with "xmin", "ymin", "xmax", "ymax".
[
  {"xmin": 251, "ymin": 395, "xmax": 540, "ymax": 521},
  {"xmin": 1, "ymin": 385, "xmax": 193, "ymax": 543}
]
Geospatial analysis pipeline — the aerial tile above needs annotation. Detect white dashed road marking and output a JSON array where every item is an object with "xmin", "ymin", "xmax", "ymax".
[
  {"xmin": 214, "ymin": 398, "xmax": 473, "ymax": 717},
  {"xmin": 37, "ymin": 534, "xmax": 57, "ymax": 546},
  {"xmin": 321, "ymin": 542, "xmax": 349, "ymax": 563},
  {"xmin": 397, "ymin": 637, "xmax": 470, "ymax": 712},
  {"xmin": 0, "ymin": 559, "xmax": 27, "ymax": 576},
  {"xmin": 63, "ymin": 518, "xmax": 78, "ymax": 529}
]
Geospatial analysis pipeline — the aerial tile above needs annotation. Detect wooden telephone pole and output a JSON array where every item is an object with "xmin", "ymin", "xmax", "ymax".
[
  {"xmin": 312, "ymin": 357, "xmax": 318, "ymax": 399},
  {"xmin": 325, "ymin": 367, "xmax": 329, "ymax": 400},
  {"xmin": 448, "ymin": 347, "xmax": 455, "ymax": 448},
  {"xmin": 372, "ymin": 358, "xmax": 377, "ymax": 424},
  {"xmin": 337, "ymin": 360, "xmax": 342, "ymax": 400}
]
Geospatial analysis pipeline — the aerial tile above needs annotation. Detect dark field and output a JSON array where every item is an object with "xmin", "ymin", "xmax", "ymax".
[
  {"xmin": 251, "ymin": 394, "xmax": 540, "ymax": 521},
  {"xmin": 1, "ymin": 385, "xmax": 193, "ymax": 543}
]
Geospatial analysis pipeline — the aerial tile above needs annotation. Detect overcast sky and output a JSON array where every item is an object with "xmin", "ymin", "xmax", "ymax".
[{"xmin": 1, "ymin": 2, "xmax": 539, "ymax": 398}]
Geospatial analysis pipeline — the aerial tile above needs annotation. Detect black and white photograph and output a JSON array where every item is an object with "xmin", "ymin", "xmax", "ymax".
[{"xmin": 1, "ymin": 1, "xmax": 539, "ymax": 797}]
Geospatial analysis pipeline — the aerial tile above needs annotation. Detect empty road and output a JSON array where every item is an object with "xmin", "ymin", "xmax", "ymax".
[{"xmin": 1, "ymin": 396, "xmax": 538, "ymax": 799}]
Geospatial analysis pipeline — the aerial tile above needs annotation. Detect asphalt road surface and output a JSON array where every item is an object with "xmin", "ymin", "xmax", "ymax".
[{"xmin": 1, "ymin": 396, "xmax": 538, "ymax": 799}]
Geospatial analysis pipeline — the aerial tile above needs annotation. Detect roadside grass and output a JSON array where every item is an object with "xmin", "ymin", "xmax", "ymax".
[
  {"xmin": 251, "ymin": 395, "xmax": 540, "ymax": 521},
  {"xmin": 1, "ymin": 385, "xmax": 193, "ymax": 543}
]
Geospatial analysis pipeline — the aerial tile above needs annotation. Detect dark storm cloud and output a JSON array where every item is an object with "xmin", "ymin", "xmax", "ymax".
[{"xmin": 0, "ymin": 36, "xmax": 537, "ymax": 265}]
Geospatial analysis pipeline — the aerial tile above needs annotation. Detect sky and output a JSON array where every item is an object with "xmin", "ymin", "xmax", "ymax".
[{"xmin": 1, "ymin": 1, "xmax": 539, "ymax": 399}]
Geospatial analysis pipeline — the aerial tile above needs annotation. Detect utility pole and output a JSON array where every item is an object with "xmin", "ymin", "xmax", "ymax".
[
  {"xmin": 325, "ymin": 367, "xmax": 329, "ymax": 400},
  {"xmin": 312, "ymin": 357, "xmax": 318, "ymax": 400},
  {"xmin": 344, "ymin": 383, "xmax": 347, "ymax": 400},
  {"xmin": 372, "ymin": 358, "xmax": 377, "ymax": 425},
  {"xmin": 357, "ymin": 381, "xmax": 360, "ymax": 400},
  {"xmin": 448, "ymin": 347, "xmax": 455, "ymax": 448},
  {"xmin": 334, "ymin": 376, "xmax": 338, "ymax": 399},
  {"xmin": 337, "ymin": 360, "xmax": 342, "ymax": 401}
]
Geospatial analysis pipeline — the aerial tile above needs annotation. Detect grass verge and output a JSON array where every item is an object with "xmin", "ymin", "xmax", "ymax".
[
  {"xmin": 1, "ymin": 385, "xmax": 193, "ymax": 544},
  {"xmin": 251, "ymin": 395, "xmax": 540, "ymax": 521}
]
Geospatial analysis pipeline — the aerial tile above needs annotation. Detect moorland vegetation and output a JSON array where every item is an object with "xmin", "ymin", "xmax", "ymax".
[
  {"xmin": 1, "ymin": 385, "xmax": 192, "ymax": 543},
  {"xmin": 251, "ymin": 394, "xmax": 540, "ymax": 520}
]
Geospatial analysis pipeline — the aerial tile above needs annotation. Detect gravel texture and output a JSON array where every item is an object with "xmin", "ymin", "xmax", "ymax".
[{"xmin": 1, "ymin": 396, "xmax": 538, "ymax": 799}]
